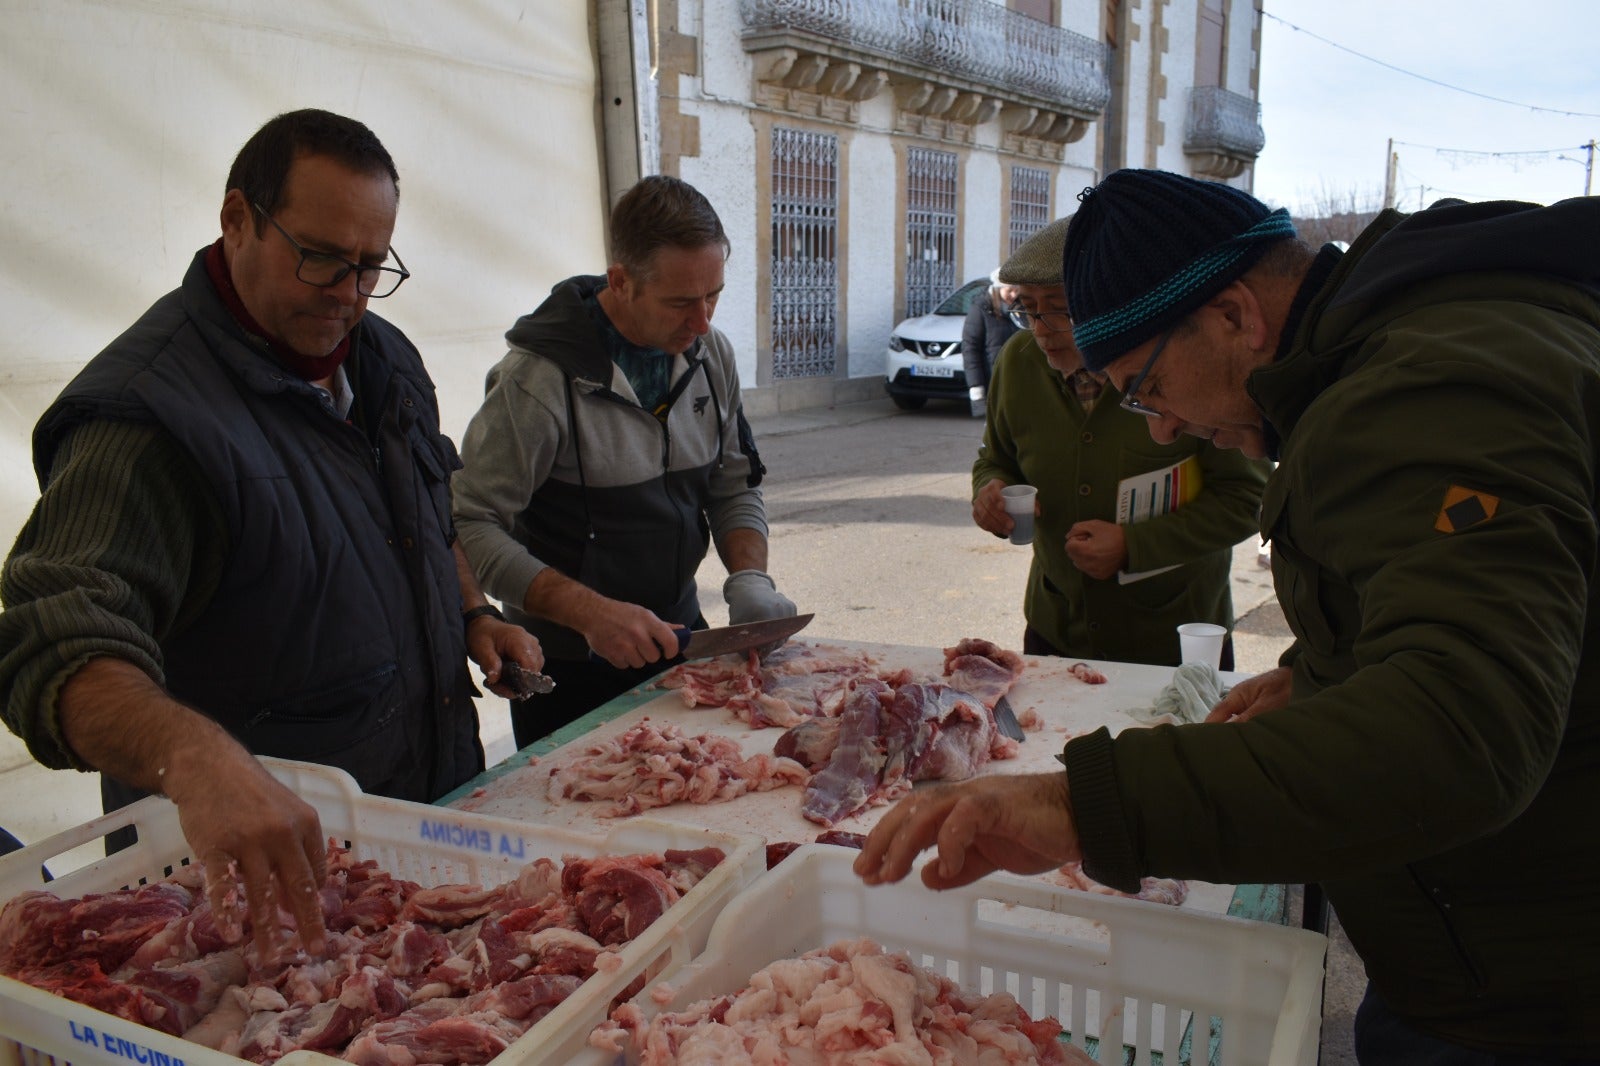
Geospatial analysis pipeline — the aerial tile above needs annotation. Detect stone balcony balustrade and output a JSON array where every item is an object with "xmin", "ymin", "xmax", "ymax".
[
  {"xmin": 1184, "ymin": 84, "xmax": 1265, "ymax": 178},
  {"xmin": 740, "ymin": 0, "xmax": 1110, "ymax": 156}
]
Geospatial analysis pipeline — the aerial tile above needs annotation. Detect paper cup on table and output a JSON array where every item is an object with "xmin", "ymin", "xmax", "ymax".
[
  {"xmin": 1177, "ymin": 622, "xmax": 1227, "ymax": 670},
  {"xmin": 1001, "ymin": 484, "xmax": 1038, "ymax": 545}
]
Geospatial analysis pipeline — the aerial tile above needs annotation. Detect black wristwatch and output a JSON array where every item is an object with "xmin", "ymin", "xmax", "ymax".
[{"xmin": 461, "ymin": 604, "xmax": 505, "ymax": 631}]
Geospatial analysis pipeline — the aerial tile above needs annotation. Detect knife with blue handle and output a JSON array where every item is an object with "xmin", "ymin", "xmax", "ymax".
[{"xmin": 588, "ymin": 613, "xmax": 815, "ymax": 664}]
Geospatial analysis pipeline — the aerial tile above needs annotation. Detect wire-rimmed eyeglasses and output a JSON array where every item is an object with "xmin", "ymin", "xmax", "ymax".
[
  {"xmin": 1006, "ymin": 303, "xmax": 1074, "ymax": 333},
  {"xmin": 1119, "ymin": 329, "xmax": 1175, "ymax": 418},
  {"xmin": 253, "ymin": 204, "xmax": 410, "ymax": 298}
]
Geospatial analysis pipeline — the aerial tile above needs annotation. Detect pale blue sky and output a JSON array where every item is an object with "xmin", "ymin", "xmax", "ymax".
[{"xmin": 1255, "ymin": 1, "xmax": 1600, "ymax": 214}]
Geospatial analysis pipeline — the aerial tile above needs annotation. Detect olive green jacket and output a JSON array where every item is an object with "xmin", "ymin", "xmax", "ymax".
[
  {"xmin": 973, "ymin": 333, "xmax": 1268, "ymax": 664},
  {"xmin": 1066, "ymin": 199, "xmax": 1600, "ymax": 1054}
]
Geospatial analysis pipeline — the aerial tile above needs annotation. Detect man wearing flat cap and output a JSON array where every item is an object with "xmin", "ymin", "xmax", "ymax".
[
  {"xmin": 857, "ymin": 168, "xmax": 1600, "ymax": 1062},
  {"xmin": 970, "ymin": 216, "xmax": 1268, "ymax": 667}
]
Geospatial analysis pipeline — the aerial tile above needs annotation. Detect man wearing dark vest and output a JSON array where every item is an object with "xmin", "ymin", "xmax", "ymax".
[{"xmin": 0, "ymin": 109, "xmax": 541, "ymax": 956}]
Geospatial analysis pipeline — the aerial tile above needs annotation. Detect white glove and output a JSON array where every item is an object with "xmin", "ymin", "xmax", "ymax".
[
  {"xmin": 968, "ymin": 385, "xmax": 986, "ymax": 401},
  {"xmin": 723, "ymin": 569, "xmax": 797, "ymax": 626}
]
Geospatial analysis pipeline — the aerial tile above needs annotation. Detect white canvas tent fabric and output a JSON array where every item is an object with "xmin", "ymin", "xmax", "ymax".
[{"xmin": 0, "ymin": 0, "xmax": 610, "ymax": 846}]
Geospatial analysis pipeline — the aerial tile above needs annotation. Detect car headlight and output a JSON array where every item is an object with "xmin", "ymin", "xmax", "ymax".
[{"xmin": 888, "ymin": 335, "xmax": 905, "ymax": 352}]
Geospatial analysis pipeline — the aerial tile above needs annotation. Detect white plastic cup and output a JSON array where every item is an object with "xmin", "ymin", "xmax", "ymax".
[
  {"xmin": 1177, "ymin": 622, "xmax": 1227, "ymax": 671},
  {"xmin": 1001, "ymin": 484, "xmax": 1038, "ymax": 545}
]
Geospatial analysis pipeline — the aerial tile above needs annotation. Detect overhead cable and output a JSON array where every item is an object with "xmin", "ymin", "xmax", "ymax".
[{"xmin": 1262, "ymin": 10, "xmax": 1600, "ymax": 119}]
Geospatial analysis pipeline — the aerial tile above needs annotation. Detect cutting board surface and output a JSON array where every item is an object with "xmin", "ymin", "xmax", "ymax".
[{"xmin": 450, "ymin": 640, "xmax": 1242, "ymax": 914}]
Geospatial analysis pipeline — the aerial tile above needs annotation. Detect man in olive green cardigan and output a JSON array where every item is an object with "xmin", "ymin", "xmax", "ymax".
[
  {"xmin": 863, "ymin": 170, "xmax": 1600, "ymax": 1061},
  {"xmin": 971, "ymin": 217, "xmax": 1269, "ymax": 666}
]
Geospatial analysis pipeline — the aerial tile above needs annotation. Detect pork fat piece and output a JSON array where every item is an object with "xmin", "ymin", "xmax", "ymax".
[
  {"xmin": 547, "ymin": 719, "xmax": 809, "ymax": 816},
  {"xmin": 591, "ymin": 936, "xmax": 1086, "ymax": 1064}
]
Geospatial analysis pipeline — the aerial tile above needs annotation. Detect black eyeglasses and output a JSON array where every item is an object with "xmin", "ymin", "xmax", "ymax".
[
  {"xmin": 252, "ymin": 204, "xmax": 410, "ymax": 298},
  {"xmin": 1006, "ymin": 303, "xmax": 1074, "ymax": 333},
  {"xmin": 1119, "ymin": 329, "xmax": 1175, "ymax": 417}
]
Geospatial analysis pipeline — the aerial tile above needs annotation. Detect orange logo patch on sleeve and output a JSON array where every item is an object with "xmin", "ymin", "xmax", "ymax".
[{"xmin": 1434, "ymin": 486, "xmax": 1500, "ymax": 533}]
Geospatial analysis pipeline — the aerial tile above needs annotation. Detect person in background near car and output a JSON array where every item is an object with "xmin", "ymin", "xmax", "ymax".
[
  {"xmin": 862, "ymin": 169, "xmax": 1600, "ymax": 1062},
  {"xmin": 969, "ymin": 215, "xmax": 1269, "ymax": 668},
  {"xmin": 961, "ymin": 268, "xmax": 1020, "ymax": 418},
  {"xmin": 453, "ymin": 176, "xmax": 793, "ymax": 749},
  {"xmin": 0, "ymin": 109, "xmax": 540, "ymax": 958}
]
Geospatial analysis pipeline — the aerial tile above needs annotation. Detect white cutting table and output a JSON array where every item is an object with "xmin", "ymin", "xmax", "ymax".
[{"xmin": 439, "ymin": 639, "xmax": 1288, "ymax": 926}]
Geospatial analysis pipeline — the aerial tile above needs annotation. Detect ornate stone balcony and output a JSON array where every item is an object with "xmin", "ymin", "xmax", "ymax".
[
  {"xmin": 1184, "ymin": 85, "xmax": 1265, "ymax": 179},
  {"xmin": 740, "ymin": 0, "xmax": 1110, "ymax": 156}
]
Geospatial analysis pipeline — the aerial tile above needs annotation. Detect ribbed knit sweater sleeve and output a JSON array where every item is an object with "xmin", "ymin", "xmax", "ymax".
[
  {"xmin": 970, "ymin": 336, "xmax": 1027, "ymax": 495},
  {"xmin": 0, "ymin": 420, "xmax": 227, "ymax": 770}
]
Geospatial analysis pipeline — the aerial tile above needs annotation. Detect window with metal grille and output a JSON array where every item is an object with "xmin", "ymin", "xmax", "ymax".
[
  {"xmin": 1197, "ymin": 0, "xmax": 1225, "ymax": 88},
  {"xmin": 1009, "ymin": 166, "xmax": 1051, "ymax": 254},
  {"xmin": 904, "ymin": 147, "xmax": 958, "ymax": 318},
  {"xmin": 771, "ymin": 127, "xmax": 839, "ymax": 380}
]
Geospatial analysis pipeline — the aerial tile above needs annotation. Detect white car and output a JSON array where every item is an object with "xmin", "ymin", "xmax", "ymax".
[{"xmin": 883, "ymin": 277, "xmax": 990, "ymax": 410}]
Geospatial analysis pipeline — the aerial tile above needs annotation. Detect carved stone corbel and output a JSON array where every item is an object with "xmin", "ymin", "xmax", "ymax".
[
  {"xmin": 844, "ymin": 69, "xmax": 888, "ymax": 102},
  {"xmin": 1042, "ymin": 114, "xmax": 1090, "ymax": 144},
  {"xmin": 1000, "ymin": 104, "xmax": 1039, "ymax": 132},
  {"xmin": 922, "ymin": 86, "xmax": 958, "ymax": 117},
  {"xmin": 783, "ymin": 53, "xmax": 829, "ymax": 90},
  {"xmin": 896, "ymin": 80, "xmax": 936, "ymax": 114},
  {"xmin": 751, "ymin": 47, "xmax": 798, "ymax": 85},
  {"xmin": 816, "ymin": 61, "xmax": 860, "ymax": 97},
  {"xmin": 971, "ymin": 98, "xmax": 1003, "ymax": 125},
  {"xmin": 946, "ymin": 92, "xmax": 983, "ymax": 123}
]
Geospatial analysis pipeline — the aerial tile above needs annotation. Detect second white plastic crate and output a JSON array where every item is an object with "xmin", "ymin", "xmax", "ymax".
[
  {"xmin": 578, "ymin": 844, "xmax": 1328, "ymax": 1066},
  {"xmin": 0, "ymin": 757, "xmax": 765, "ymax": 1066}
]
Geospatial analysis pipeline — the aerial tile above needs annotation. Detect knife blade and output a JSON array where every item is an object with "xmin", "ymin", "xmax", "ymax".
[
  {"xmin": 499, "ymin": 660, "xmax": 556, "ymax": 698},
  {"xmin": 673, "ymin": 613, "xmax": 814, "ymax": 659},
  {"xmin": 992, "ymin": 694, "xmax": 1025, "ymax": 742},
  {"xmin": 586, "ymin": 613, "xmax": 815, "ymax": 666}
]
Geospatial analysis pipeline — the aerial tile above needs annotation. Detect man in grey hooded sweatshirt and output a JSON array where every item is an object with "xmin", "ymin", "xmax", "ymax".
[{"xmin": 453, "ymin": 176, "xmax": 794, "ymax": 747}]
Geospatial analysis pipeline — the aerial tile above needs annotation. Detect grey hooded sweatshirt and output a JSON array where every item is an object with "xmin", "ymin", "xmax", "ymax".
[{"xmin": 452, "ymin": 276, "xmax": 768, "ymax": 661}]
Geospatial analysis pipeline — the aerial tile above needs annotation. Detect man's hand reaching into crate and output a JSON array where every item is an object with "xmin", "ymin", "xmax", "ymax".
[
  {"xmin": 853, "ymin": 772, "xmax": 1080, "ymax": 890},
  {"xmin": 58, "ymin": 657, "xmax": 329, "ymax": 959}
]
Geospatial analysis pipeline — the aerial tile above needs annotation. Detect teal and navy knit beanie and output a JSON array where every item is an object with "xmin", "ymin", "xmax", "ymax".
[{"xmin": 1063, "ymin": 169, "xmax": 1297, "ymax": 370}]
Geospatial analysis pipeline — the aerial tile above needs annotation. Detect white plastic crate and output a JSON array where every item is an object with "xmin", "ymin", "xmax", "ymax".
[
  {"xmin": 578, "ymin": 845, "xmax": 1328, "ymax": 1066},
  {"xmin": 0, "ymin": 757, "xmax": 764, "ymax": 1066}
]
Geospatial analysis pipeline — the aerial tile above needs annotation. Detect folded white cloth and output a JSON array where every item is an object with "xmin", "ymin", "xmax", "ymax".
[{"xmin": 1128, "ymin": 662, "xmax": 1229, "ymax": 725}]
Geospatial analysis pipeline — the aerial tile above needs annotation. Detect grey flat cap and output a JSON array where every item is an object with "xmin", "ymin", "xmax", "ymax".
[{"xmin": 997, "ymin": 215, "xmax": 1072, "ymax": 286}]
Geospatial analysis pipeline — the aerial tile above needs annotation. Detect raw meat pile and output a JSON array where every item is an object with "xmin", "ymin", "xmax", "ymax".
[
  {"xmin": 547, "ymin": 719, "xmax": 810, "ymax": 817},
  {"xmin": 1050, "ymin": 862, "xmax": 1189, "ymax": 908},
  {"xmin": 764, "ymin": 831, "xmax": 865, "ymax": 870},
  {"xmin": 588, "ymin": 936, "xmax": 1090, "ymax": 1065},
  {"xmin": 778, "ymin": 639, "xmax": 1029, "ymax": 826},
  {"xmin": 0, "ymin": 841, "xmax": 727, "ymax": 1064},
  {"xmin": 1067, "ymin": 662, "xmax": 1108, "ymax": 685},
  {"xmin": 660, "ymin": 641, "xmax": 907, "ymax": 728},
  {"xmin": 542, "ymin": 640, "xmax": 1034, "ymax": 828}
]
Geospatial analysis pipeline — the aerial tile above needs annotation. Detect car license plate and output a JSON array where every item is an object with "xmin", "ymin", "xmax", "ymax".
[{"xmin": 911, "ymin": 364, "xmax": 955, "ymax": 377}]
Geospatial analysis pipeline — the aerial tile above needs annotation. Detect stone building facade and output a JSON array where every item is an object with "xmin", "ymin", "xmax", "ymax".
[{"xmin": 642, "ymin": 0, "xmax": 1267, "ymax": 412}]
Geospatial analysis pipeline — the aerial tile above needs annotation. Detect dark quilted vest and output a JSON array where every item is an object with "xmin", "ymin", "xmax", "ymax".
[{"xmin": 34, "ymin": 250, "xmax": 482, "ymax": 803}]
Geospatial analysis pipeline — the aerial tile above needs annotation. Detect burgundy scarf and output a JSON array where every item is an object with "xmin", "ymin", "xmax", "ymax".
[{"xmin": 204, "ymin": 239, "xmax": 352, "ymax": 382}]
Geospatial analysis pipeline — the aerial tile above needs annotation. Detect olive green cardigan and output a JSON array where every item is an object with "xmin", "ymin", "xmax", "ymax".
[
  {"xmin": 1066, "ymin": 199, "xmax": 1600, "ymax": 1054},
  {"xmin": 972, "ymin": 332, "xmax": 1269, "ymax": 664}
]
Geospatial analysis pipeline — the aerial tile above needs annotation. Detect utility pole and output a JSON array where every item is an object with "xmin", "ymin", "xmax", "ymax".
[
  {"xmin": 1383, "ymin": 138, "xmax": 1399, "ymax": 210},
  {"xmin": 1585, "ymin": 139, "xmax": 1595, "ymax": 197}
]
